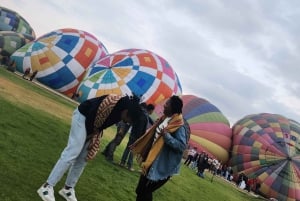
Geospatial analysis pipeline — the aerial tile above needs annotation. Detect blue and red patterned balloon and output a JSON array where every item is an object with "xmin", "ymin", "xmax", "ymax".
[
  {"xmin": 11, "ymin": 28, "xmax": 108, "ymax": 97},
  {"xmin": 0, "ymin": 6, "xmax": 36, "ymax": 40},
  {"xmin": 0, "ymin": 31, "xmax": 32, "ymax": 58},
  {"xmin": 77, "ymin": 48, "xmax": 182, "ymax": 104},
  {"xmin": 0, "ymin": 6, "xmax": 36, "ymax": 64}
]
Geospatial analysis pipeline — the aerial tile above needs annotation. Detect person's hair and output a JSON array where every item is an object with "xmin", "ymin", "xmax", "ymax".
[
  {"xmin": 170, "ymin": 95, "xmax": 183, "ymax": 114},
  {"xmin": 146, "ymin": 103, "xmax": 155, "ymax": 111},
  {"xmin": 127, "ymin": 94, "xmax": 144, "ymax": 123},
  {"xmin": 139, "ymin": 102, "xmax": 147, "ymax": 109}
]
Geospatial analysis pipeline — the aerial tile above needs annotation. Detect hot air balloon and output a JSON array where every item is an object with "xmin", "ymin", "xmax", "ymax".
[
  {"xmin": 230, "ymin": 113, "xmax": 300, "ymax": 201},
  {"xmin": 0, "ymin": 31, "xmax": 32, "ymax": 63},
  {"xmin": 152, "ymin": 94, "xmax": 232, "ymax": 163},
  {"xmin": 0, "ymin": 6, "xmax": 36, "ymax": 40},
  {"xmin": 11, "ymin": 28, "xmax": 108, "ymax": 97},
  {"xmin": 77, "ymin": 48, "xmax": 182, "ymax": 104}
]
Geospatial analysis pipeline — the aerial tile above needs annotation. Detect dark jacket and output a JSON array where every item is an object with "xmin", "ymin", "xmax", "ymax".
[
  {"xmin": 78, "ymin": 95, "xmax": 131, "ymax": 136},
  {"xmin": 129, "ymin": 109, "xmax": 148, "ymax": 140}
]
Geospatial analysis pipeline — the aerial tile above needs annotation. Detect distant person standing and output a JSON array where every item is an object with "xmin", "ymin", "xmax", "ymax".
[
  {"xmin": 184, "ymin": 146, "xmax": 197, "ymax": 166},
  {"xmin": 7, "ymin": 59, "xmax": 16, "ymax": 72},
  {"xmin": 197, "ymin": 152, "xmax": 209, "ymax": 178},
  {"xmin": 1, "ymin": 56, "xmax": 9, "ymax": 66},
  {"xmin": 22, "ymin": 67, "xmax": 31, "ymax": 79},
  {"xmin": 37, "ymin": 94, "xmax": 144, "ymax": 201},
  {"xmin": 29, "ymin": 70, "xmax": 38, "ymax": 81},
  {"xmin": 131, "ymin": 95, "xmax": 188, "ymax": 201},
  {"xmin": 71, "ymin": 92, "xmax": 80, "ymax": 101},
  {"xmin": 102, "ymin": 120, "xmax": 131, "ymax": 162},
  {"xmin": 145, "ymin": 103, "xmax": 155, "ymax": 127}
]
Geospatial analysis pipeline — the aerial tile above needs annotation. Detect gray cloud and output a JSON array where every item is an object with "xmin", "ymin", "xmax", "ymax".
[{"xmin": 2, "ymin": 0, "xmax": 300, "ymax": 125}]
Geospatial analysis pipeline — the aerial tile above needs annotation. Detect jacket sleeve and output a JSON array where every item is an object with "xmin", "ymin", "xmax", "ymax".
[
  {"xmin": 130, "ymin": 113, "xmax": 148, "ymax": 139},
  {"xmin": 163, "ymin": 126, "xmax": 187, "ymax": 152}
]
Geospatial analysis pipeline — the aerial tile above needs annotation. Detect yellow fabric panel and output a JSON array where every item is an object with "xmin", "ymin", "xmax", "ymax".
[
  {"xmin": 190, "ymin": 135, "xmax": 228, "ymax": 162},
  {"xmin": 144, "ymin": 56, "xmax": 152, "ymax": 63},
  {"xmin": 113, "ymin": 68, "xmax": 131, "ymax": 79},
  {"xmin": 84, "ymin": 47, "xmax": 92, "ymax": 57},
  {"xmin": 39, "ymin": 36, "xmax": 56, "ymax": 44},
  {"xmin": 259, "ymin": 172, "xmax": 269, "ymax": 181},
  {"xmin": 117, "ymin": 79, "xmax": 125, "ymax": 86},
  {"xmin": 31, "ymin": 49, "xmax": 61, "ymax": 71},
  {"xmin": 96, "ymin": 88, "xmax": 122, "ymax": 97},
  {"xmin": 154, "ymin": 94, "xmax": 166, "ymax": 104}
]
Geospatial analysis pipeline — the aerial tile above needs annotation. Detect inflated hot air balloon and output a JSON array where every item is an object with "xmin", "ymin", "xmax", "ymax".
[
  {"xmin": 0, "ymin": 6, "xmax": 36, "ymax": 40},
  {"xmin": 231, "ymin": 113, "xmax": 300, "ymax": 201},
  {"xmin": 77, "ymin": 48, "xmax": 182, "ymax": 104},
  {"xmin": 0, "ymin": 31, "xmax": 32, "ymax": 62},
  {"xmin": 152, "ymin": 94, "xmax": 232, "ymax": 163},
  {"xmin": 11, "ymin": 28, "xmax": 108, "ymax": 97}
]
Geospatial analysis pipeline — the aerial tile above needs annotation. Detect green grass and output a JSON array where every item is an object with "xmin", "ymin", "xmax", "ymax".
[
  {"xmin": 0, "ymin": 68, "xmax": 266, "ymax": 201},
  {"xmin": 0, "ymin": 67, "xmax": 76, "ymax": 108}
]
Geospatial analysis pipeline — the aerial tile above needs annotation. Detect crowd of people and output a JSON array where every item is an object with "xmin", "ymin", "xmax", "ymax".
[
  {"xmin": 184, "ymin": 146, "xmax": 261, "ymax": 196},
  {"xmin": 184, "ymin": 148, "xmax": 228, "ymax": 179},
  {"xmin": 236, "ymin": 172, "xmax": 261, "ymax": 194}
]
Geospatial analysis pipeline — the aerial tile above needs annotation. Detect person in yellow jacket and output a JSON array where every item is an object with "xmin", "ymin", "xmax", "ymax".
[{"xmin": 131, "ymin": 95, "xmax": 189, "ymax": 201}]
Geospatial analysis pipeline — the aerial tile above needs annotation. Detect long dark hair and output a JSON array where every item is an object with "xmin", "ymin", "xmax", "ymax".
[
  {"xmin": 170, "ymin": 95, "xmax": 183, "ymax": 114},
  {"xmin": 127, "ymin": 94, "xmax": 144, "ymax": 123}
]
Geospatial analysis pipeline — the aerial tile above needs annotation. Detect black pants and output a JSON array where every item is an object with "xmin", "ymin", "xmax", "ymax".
[
  {"xmin": 135, "ymin": 174, "xmax": 170, "ymax": 201},
  {"xmin": 184, "ymin": 155, "xmax": 193, "ymax": 166}
]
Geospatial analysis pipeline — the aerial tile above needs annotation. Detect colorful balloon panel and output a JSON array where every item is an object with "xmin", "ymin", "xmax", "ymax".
[
  {"xmin": 0, "ymin": 31, "xmax": 32, "ymax": 61},
  {"xmin": 0, "ymin": 6, "xmax": 36, "ymax": 40},
  {"xmin": 152, "ymin": 94, "xmax": 232, "ymax": 163},
  {"xmin": 11, "ymin": 28, "xmax": 108, "ymax": 97},
  {"xmin": 77, "ymin": 48, "xmax": 182, "ymax": 104},
  {"xmin": 231, "ymin": 113, "xmax": 300, "ymax": 201}
]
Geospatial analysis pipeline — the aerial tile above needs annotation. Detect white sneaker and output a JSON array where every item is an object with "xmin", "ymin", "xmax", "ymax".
[
  {"xmin": 59, "ymin": 188, "xmax": 78, "ymax": 201},
  {"xmin": 37, "ymin": 184, "xmax": 55, "ymax": 201}
]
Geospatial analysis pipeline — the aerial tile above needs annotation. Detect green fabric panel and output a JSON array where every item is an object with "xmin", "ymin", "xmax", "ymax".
[
  {"xmin": 188, "ymin": 112, "xmax": 229, "ymax": 124},
  {"xmin": 88, "ymin": 71, "xmax": 105, "ymax": 82}
]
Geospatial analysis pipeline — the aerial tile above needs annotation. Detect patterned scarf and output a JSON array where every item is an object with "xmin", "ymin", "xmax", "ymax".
[
  {"xmin": 130, "ymin": 113, "xmax": 184, "ymax": 175},
  {"xmin": 86, "ymin": 94, "xmax": 121, "ymax": 160}
]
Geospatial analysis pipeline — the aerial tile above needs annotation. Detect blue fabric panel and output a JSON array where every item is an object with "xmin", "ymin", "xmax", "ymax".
[
  {"xmin": 38, "ymin": 65, "xmax": 76, "ymax": 89},
  {"xmin": 55, "ymin": 35, "xmax": 78, "ymax": 53}
]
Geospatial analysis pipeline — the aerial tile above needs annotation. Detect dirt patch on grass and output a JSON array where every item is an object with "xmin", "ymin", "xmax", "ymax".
[{"xmin": 0, "ymin": 77, "xmax": 74, "ymax": 122}]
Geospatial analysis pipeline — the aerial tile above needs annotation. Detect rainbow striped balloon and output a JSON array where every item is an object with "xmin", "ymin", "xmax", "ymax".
[{"xmin": 152, "ymin": 94, "xmax": 232, "ymax": 163}]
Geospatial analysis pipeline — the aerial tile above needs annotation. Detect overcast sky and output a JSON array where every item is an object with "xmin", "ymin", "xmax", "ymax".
[{"xmin": 2, "ymin": 0, "xmax": 300, "ymax": 125}]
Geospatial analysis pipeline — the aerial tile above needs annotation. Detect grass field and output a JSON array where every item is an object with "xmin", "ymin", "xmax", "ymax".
[{"xmin": 0, "ymin": 67, "xmax": 266, "ymax": 201}]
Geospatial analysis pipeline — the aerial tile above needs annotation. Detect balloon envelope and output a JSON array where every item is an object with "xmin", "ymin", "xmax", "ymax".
[
  {"xmin": 77, "ymin": 48, "xmax": 182, "ymax": 104},
  {"xmin": 152, "ymin": 94, "xmax": 232, "ymax": 163},
  {"xmin": 0, "ymin": 31, "xmax": 31, "ymax": 61},
  {"xmin": 0, "ymin": 6, "xmax": 36, "ymax": 40},
  {"xmin": 230, "ymin": 113, "xmax": 300, "ymax": 201},
  {"xmin": 11, "ymin": 28, "xmax": 108, "ymax": 97}
]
